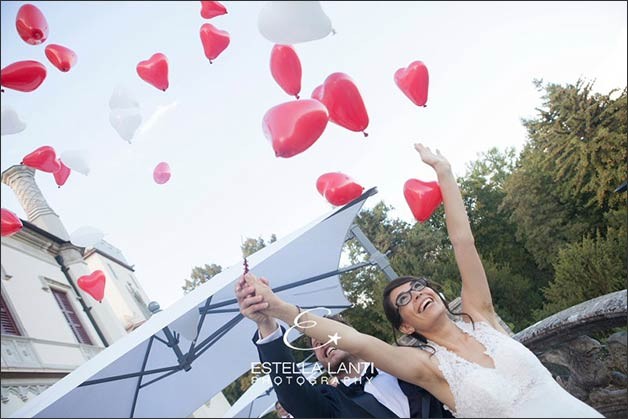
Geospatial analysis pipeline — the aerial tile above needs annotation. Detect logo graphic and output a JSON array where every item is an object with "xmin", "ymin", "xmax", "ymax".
[{"xmin": 282, "ymin": 307, "xmax": 342, "ymax": 351}]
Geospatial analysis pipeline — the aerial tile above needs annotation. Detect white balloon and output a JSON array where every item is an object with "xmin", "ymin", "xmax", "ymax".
[
  {"xmin": 1, "ymin": 106, "xmax": 26, "ymax": 136},
  {"xmin": 70, "ymin": 226, "xmax": 104, "ymax": 248},
  {"xmin": 60, "ymin": 150, "xmax": 90, "ymax": 176},
  {"xmin": 109, "ymin": 108, "xmax": 142, "ymax": 143},
  {"xmin": 109, "ymin": 85, "xmax": 140, "ymax": 110},
  {"xmin": 258, "ymin": 1, "xmax": 333, "ymax": 44}
]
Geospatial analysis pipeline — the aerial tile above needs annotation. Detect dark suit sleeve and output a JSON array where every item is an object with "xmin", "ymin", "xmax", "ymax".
[{"xmin": 253, "ymin": 328, "xmax": 340, "ymax": 418}]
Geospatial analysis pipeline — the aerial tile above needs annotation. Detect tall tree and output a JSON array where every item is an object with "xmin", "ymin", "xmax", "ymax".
[{"xmin": 502, "ymin": 80, "xmax": 627, "ymax": 270}]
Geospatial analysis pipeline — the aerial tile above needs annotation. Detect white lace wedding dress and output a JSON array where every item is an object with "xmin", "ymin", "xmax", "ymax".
[{"xmin": 428, "ymin": 321, "xmax": 604, "ymax": 418}]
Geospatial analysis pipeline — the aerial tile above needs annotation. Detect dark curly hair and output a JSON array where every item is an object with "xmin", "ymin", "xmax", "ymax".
[{"xmin": 382, "ymin": 275, "xmax": 473, "ymax": 351}]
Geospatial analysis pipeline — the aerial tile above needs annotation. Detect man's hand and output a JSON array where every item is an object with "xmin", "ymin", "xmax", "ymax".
[
  {"xmin": 236, "ymin": 275, "xmax": 270, "ymax": 323},
  {"xmin": 243, "ymin": 273, "xmax": 286, "ymax": 319},
  {"xmin": 236, "ymin": 275, "xmax": 278, "ymax": 337}
]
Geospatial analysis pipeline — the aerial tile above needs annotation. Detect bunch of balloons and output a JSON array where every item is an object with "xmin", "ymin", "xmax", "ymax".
[
  {"xmin": 258, "ymin": 2, "xmax": 372, "ymax": 206},
  {"xmin": 1, "ymin": 4, "xmax": 78, "ymax": 93},
  {"xmin": 199, "ymin": 2, "xmax": 230, "ymax": 64}
]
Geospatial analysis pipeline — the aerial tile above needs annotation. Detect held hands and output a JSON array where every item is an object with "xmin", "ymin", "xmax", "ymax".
[
  {"xmin": 415, "ymin": 143, "xmax": 451, "ymax": 173},
  {"xmin": 237, "ymin": 273, "xmax": 284, "ymax": 320},
  {"xmin": 236, "ymin": 275, "xmax": 273, "ymax": 324}
]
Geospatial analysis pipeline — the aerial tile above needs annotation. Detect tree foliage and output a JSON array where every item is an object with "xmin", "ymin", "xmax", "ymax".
[{"xmin": 502, "ymin": 80, "xmax": 627, "ymax": 269}]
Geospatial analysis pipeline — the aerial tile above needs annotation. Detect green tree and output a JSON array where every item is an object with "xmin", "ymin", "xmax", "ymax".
[
  {"xmin": 535, "ymin": 226, "xmax": 627, "ymax": 319},
  {"xmin": 458, "ymin": 147, "xmax": 549, "ymax": 329},
  {"xmin": 181, "ymin": 263, "xmax": 222, "ymax": 294},
  {"xmin": 340, "ymin": 201, "xmax": 459, "ymax": 342},
  {"xmin": 502, "ymin": 80, "xmax": 627, "ymax": 270}
]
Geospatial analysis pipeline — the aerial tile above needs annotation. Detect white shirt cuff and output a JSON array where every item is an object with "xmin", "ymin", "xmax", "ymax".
[{"xmin": 256, "ymin": 326, "xmax": 282, "ymax": 344}]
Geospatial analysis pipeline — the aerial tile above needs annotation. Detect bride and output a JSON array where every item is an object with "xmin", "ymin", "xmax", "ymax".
[{"xmin": 242, "ymin": 143, "xmax": 604, "ymax": 418}]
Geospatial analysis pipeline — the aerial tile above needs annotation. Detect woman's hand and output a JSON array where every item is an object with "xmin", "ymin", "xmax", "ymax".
[
  {"xmin": 243, "ymin": 272, "xmax": 284, "ymax": 318},
  {"xmin": 414, "ymin": 143, "xmax": 451, "ymax": 173}
]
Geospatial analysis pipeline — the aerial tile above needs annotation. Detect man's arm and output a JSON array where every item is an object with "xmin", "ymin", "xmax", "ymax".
[
  {"xmin": 237, "ymin": 276, "xmax": 339, "ymax": 418},
  {"xmin": 253, "ymin": 327, "xmax": 339, "ymax": 418}
]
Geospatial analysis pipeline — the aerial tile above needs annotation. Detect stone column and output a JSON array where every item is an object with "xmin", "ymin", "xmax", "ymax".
[{"xmin": 1, "ymin": 165, "xmax": 70, "ymax": 241}]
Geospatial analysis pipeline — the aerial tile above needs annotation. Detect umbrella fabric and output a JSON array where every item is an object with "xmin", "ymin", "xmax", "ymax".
[{"xmin": 12, "ymin": 189, "xmax": 376, "ymax": 418}]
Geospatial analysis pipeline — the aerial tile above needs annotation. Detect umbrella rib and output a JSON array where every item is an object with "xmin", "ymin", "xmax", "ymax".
[
  {"xmin": 198, "ymin": 261, "xmax": 372, "ymax": 315},
  {"xmin": 129, "ymin": 335, "xmax": 155, "ymax": 418},
  {"xmin": 138, "ymin": 367, "xmax": 181, "ymax": 389},
  {"xmin": 199, "ymin": 303, "xmax": 351, "ymax": 314},
  {"xmin": 191, "ymin": 314, "xmax": 245, "ymax": 360},
  {"xmin": 323, "ymin": 186, "xmax": 377, "ymax": 220},
  {"xmin": 80, "ymin": 365, "xmax": 180, "ymax": 386}
]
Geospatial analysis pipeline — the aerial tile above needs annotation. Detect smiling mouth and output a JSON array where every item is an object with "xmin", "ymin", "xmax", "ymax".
[{"xmin": 419, "ymin": 297, "xmax": 434, "ymax": 313}]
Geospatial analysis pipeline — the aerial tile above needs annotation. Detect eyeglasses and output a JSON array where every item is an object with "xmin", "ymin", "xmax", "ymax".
[{"xmin": 395, "ymin": 279, "xmax": 428, "ymax": 307}]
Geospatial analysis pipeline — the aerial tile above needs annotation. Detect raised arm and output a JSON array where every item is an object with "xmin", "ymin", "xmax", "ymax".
[
  {"xmin": 415, "ymin": 143, "xmax": 501, "ymax": 329},
  {"xmin": 242, "ymin": 273, "xmax": 438, "ymax": 391}
]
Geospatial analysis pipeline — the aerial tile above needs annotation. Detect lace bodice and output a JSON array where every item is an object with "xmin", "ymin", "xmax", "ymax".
[{"xmin": 428, "ymin": 321, "xmax": 603, "ymax": 418}]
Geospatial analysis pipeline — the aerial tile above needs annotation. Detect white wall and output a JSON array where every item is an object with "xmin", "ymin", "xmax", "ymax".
[
  {"xmin": 1, "ymin": 239, "xmax": 101, "ymax": 347},
  {"xmin": 84, "ymin": 253, "xmax": 149, "ymax": 331}
]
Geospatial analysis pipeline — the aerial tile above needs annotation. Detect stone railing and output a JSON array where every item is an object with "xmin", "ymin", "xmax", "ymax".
[
  {"xmin": 514, "ymin": 290, "xmax": 627, "ymax": 419},
  {"xmin": 1, "ymin": 335, "xmax": 103, "ymax": 371}
]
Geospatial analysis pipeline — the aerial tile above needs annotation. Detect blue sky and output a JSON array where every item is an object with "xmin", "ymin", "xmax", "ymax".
[{"xmin": 1, "ymin": 1, "xmax": 626, "ymax": 308}]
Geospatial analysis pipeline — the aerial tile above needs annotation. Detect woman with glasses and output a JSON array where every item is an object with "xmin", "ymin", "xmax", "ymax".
[{"xmin": 243, "ymin": 143, "xmax": 603, "ymax": 418}]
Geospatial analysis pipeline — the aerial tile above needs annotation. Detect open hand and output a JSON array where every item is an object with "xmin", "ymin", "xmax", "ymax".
[{"xmin": 414, "ymin": 143, "xmax": 450, "ymax": 172}]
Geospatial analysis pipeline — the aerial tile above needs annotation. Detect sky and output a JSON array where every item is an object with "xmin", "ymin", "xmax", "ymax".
[{"xmin": 1, "ymin": 1, "xmax": 626, "ymax": 309}]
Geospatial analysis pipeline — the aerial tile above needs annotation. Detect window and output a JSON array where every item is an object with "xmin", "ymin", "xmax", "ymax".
[
  {"xmin": 1, "ymin": 294, "xmax": 21, "ymax": 336},
  {"xmin": 51, "ymin": 289, "xmax": 93, "ymax": 345}
]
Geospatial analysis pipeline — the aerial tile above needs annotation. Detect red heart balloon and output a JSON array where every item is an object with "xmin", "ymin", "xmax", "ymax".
[
  {"xmin": 312, "ymin": 73, "xmax": 369, "ymax": 136},
  {"xmin": 22, "ymin": 146, "xmax": 61, "ymax": 173},
  {"xmin": 1, "ymin": 208, "xmax": 23, "ymax": 237},
  {"xmin": 136, "ymin": 53, "xmax": 169, "ymax": 91},
  {"xmin": 200, "ymin": 1, "xmax": 227, "ymax": 19},
  {"xmin": 271, "ymin": 45, "xmax": 302, "ymax": 99},
  {"xmin": 53, "ymin": 159, "xmax": 71, "ymax": 187},
  {"xmin": 77, "ymin": 270, "xmax": 106, "ymax": 303},
  {"xmin": 316, "ymin": 172, "xmax": 364, "ymax": 206},
  {"xmin": 395, "ymin": 61, "xmax": 429, "ymax": 107},
  {"xmin": 15, "ymin": 4, "xmax": 49, "ymax": 45},
  {"xmin": 200, "ymin": 23, "xmax": 230, "ymax": 63},
  {"xmin": 404, "ymin": 179, "xmax": 443, "ymax": 222},
  {"xmin": 312, "ymin": 84, "xmax": 323, "ymax": 101},
  {"xmin": 262, "ymin": 99, "xmax": 329, "ymax": 158},
  {"xmin": 1, "ymin": 60, "xmax": 47, "ymax": 92},
  {"xmin": 45, "ymin": 44, "xmax": 78, "ymax": 72}
]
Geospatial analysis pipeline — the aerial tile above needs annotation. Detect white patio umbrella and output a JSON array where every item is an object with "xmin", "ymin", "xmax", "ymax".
[{"xmin": 11, "ymin": 188, "xmax": 378, "ymax": 418}]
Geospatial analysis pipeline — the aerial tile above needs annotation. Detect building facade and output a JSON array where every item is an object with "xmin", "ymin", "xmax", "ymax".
[{"xmin": 1, "ymin": 165, "xmax": 229, "ymax": 417}]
